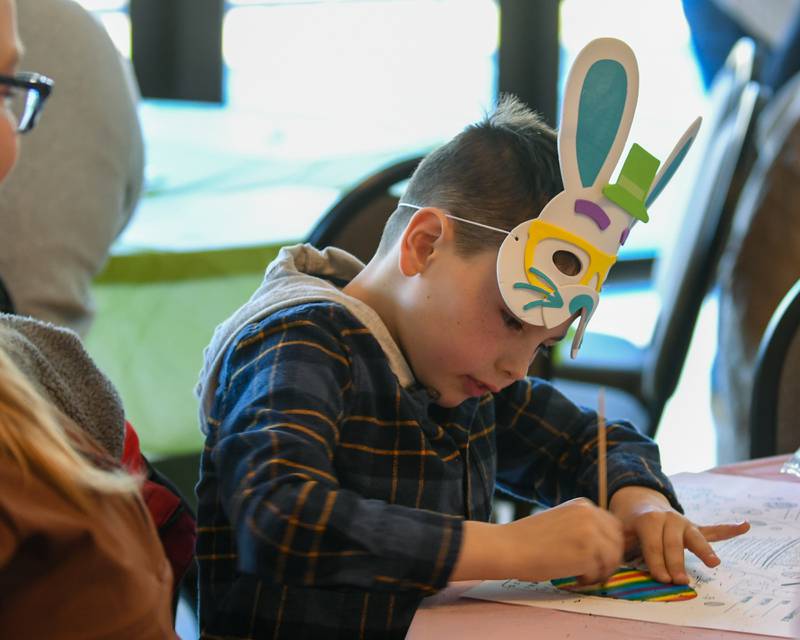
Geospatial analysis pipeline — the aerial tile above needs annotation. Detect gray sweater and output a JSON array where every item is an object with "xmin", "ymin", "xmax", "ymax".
[{"xmin": 0, "ymin": 0, "xmax": 144, "ymax": 336}]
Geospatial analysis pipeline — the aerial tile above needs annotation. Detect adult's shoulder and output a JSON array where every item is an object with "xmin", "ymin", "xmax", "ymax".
[{"xmin": 7, "ymin": 0, "xmax": 144, "ymax": 335}]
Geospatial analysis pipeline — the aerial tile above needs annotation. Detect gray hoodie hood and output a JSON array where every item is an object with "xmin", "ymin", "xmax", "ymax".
[{"xmin": 196, "ymin": 244, "xmax": 415, "ymax": 433}]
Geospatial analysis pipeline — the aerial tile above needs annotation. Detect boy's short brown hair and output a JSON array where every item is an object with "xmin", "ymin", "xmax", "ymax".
[{"xmin": 377, "ymin": 94, "xmax": 562, "ymax": 256}]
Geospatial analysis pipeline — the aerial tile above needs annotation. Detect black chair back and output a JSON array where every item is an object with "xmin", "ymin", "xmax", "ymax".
[
  {"xmin": 307, "ymin": 155, "xmax": 424, "ymax": 263},
  {"xmin": 713, "ymin": 67, "xmax": 800, "ymax": 461},
  {"xmin": 554, "ymin": 38, "xmax": 765, "ymax": 437},
  {"xmin": 644, "ymin": 58, "xmax": 764, "ymax": 417},
  {"xmin": 750, "ymin": 278, "xmax": 800, "ymax": 458}
]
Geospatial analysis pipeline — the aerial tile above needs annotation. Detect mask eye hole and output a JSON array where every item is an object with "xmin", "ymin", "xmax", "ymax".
[{"xmin": 552, "ymin": 250, "xmax": 582, "ymax": 276}]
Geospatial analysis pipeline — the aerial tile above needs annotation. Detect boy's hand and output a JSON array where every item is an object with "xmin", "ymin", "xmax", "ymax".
[
  {"xmin": 609, "ymin": 485, "xmax": 751, "ymax": 584},
  {"xmin": 452, "ymin": 497, "xmax": 624, "ymax": 584}
]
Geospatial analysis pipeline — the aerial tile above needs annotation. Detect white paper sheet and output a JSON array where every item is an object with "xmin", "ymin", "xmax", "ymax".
[{"xmin": 463, "ymin": 472, "xmax": 800, "ymax": 638}]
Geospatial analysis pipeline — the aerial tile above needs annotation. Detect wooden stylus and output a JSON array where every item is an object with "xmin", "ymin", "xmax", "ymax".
[
  {"xmin": 598, "ymin": 387, "xmax": 607, "ymax": 511},
  {"xmin": 598, "ymin": 387, "xmax": 608, "ymax": 594}
]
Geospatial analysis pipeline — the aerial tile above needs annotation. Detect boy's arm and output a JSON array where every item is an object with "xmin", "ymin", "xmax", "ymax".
[
  {"xmin": 209, "ymin": 311, "xmax": 462, "ymax": 595},
  {"xmin": 493, "ymin": 379, "xmax": 750, "ymax": 584},
  {"xmin": 493, "ymin": 377, "xmax": 681, "ymax": 511}
]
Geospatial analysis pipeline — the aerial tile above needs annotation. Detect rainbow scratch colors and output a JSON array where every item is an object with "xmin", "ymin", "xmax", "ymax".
[{"xmin": 551, "ymin": 567, "xmax": 698, "ymax": 602}]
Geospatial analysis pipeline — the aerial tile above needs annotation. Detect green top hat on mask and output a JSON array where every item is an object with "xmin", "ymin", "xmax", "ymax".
[{"xmin": 602, "ymin": 143, "xmax": 660, "ymax": 223}]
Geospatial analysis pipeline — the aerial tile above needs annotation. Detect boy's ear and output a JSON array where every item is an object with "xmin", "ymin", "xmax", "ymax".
[{"xmin": 398, "ymin": 208, "xmax": 450, "ymax": 276}]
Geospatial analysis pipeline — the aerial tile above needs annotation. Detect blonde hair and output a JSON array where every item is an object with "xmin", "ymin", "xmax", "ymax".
[{"xmin": 0, "ymin": 348, "xmax": 140, "ymax": 511}]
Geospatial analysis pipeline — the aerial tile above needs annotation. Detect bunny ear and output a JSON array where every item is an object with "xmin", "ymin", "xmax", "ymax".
[
  {"xmin": 559, "ymin": 38, "xmax": 639, "ymax": 192},
  {"xmin": 646, "ymin": 116, "xmax": 702, "ymax": 207}
]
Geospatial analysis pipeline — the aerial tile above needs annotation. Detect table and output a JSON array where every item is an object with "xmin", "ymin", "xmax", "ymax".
[{"xmin": 407, "ymin": 455, "xmax": 800, "ymax": 639}]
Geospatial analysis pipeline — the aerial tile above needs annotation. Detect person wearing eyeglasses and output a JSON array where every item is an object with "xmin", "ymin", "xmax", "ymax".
[
  {"xmin": 0, "ymin": 70, "xmax": 51, "ymax": 130},
  {"xmin": 0, "ymin": 42, "xmax": 49, "ymax": 175},
  {"xmin": 0, "ymin": 1, "xmax": 179, "ymax": 637},
  {"xmin": 0, "ymin": 0, "xmax": 144, "ymax": 336},
  {"xmin": 0, "ymin": 71, "xmax": 51, "ymax": 303}
]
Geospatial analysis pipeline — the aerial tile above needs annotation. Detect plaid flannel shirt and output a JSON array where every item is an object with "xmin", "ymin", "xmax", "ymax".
[{"xmin": 197, "ymin": 301, "xmax": 680, "ymax": 639}]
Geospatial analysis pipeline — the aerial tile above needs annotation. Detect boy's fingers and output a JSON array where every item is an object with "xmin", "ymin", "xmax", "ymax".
[
  {"xmin": 663, "ymin": 520, "xmax": 689, "ymax": 584},
  {"xmin": 685, "ymin": 526, "xmax": 720, "ymax": 568},
  {"xmin": 597, "ymin": 540, "xmax": 623, "ymax": 584},
  {"xmin": 697, "ymin": 522, "xmax": 750, "ymax": 542},
  {"xmin": 577, "ymin": 519, "xmax": 625, "ymax": 586},
  {"xmin": 623, "ymin": 530, "xmax": 640, "ymax": 555},
  {"xmin": 640, "ymin": 523, "xmax": 670, "ymax": 583}
]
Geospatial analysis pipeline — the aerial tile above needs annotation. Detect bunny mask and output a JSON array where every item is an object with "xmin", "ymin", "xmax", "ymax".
[
  {"xmin": 499, "ymin": 38, "xmax": 701, "ymax": 358},
  {"xmin": 400, "ymin": 38, "xmax": 700, "ymax": 358}
]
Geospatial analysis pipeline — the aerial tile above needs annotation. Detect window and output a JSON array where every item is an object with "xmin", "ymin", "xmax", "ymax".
[
  {"xmin": 222, "ymin": 0, "xmax": 498, "ymax": 183},
  {"xmin": 73, "ymin": 0, "xmax": 704, "ymax": 256},
  {"xmin": 130, "ymin": 0, "xmax": 499, "ymax": 251}
]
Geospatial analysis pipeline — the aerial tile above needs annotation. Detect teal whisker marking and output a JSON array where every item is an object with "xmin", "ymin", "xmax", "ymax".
[
  {"xmin": 523, "ymin": 294, "xmax": 563, "ymax": 311},
  {"xmin": 523, "ymin": 299, "xmax": 545, "ymax": 310},
  {"xmin": 528, "ymin": 267, "xmax": 558, "ymax": 291},
  {"xmin": 514, "ymin": 267, "xmax": 564, "ymax": 311},
  {"xmin": 513, "ymin": 282, "xmax": 549, "ymax": 295}
]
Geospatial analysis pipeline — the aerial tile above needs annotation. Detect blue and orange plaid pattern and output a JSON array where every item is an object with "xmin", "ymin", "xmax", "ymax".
[{"xmin": 196, "ymin": 302, "xmax": 679, "ymax": 639}]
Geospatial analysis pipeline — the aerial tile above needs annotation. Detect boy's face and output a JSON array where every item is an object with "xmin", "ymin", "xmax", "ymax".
[
  {"xmin": 396, "ymin": 214, "xmax": 576, "ymax": 408},
  {"xmin": 0, "ymin": 0, "xmax": 19, "ymax": 181}
]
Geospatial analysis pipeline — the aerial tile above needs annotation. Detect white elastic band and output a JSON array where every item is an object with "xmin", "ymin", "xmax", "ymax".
[{"xmin": 398, "ymin": 202, "xmax": 510, "ymax": 237}]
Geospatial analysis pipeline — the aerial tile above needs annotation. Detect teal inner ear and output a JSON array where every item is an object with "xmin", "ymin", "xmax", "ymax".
[
  {"xmin": 569, "ymin": 294, "xmax": 594, "ymax": 316},
  {"xmin": 645, "ymin": 135, "xmax": 694, "ymax": 207},
  {"xmin": 576, "ymin": 59, "xmax": 627, "ymax": 188}
]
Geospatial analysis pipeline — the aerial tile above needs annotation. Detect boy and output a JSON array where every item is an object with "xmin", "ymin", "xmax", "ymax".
[{"xmin": 196, "ymin": 96, "xmax": 748, "ymax": 638}]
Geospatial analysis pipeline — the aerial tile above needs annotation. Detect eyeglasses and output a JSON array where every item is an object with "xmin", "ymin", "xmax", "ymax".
[{"xmin": 0, "ymin": 72, "xmax": 53, "ymax": 133}]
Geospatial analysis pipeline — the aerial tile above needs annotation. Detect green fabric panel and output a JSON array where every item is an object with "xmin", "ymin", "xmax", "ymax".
[
  {"xmin": 86, "ymin": 245, "xmax": 283, "ymax": 456},
  {"xmin": 95, "ymin": 244, "xmax": 282, "ymax": 284}
]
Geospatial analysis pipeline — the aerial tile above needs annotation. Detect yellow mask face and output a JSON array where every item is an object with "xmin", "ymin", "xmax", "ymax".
[{"xmin": 524, "ymin": 219, "xmax": 617, "ymax": 294}]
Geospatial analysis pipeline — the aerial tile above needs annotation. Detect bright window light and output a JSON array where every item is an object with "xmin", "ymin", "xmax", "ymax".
[
  {"xmin": 70, "ymin": 1, "xmax": 130, "ymax": 58},
  {"xmin": 72, "ymin": 0, "xmax": 128, "ymax": 11},
  {"xmin": 97, "ymin": 12, "xmax": 131, "ymax": 59},
  {"xmin": 222, "ymin": 0, "xmax": 498, "ymax": 158},
  {"xmin": 560, "ymin": 0, "xmax": 707, "ymax": 258}
]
